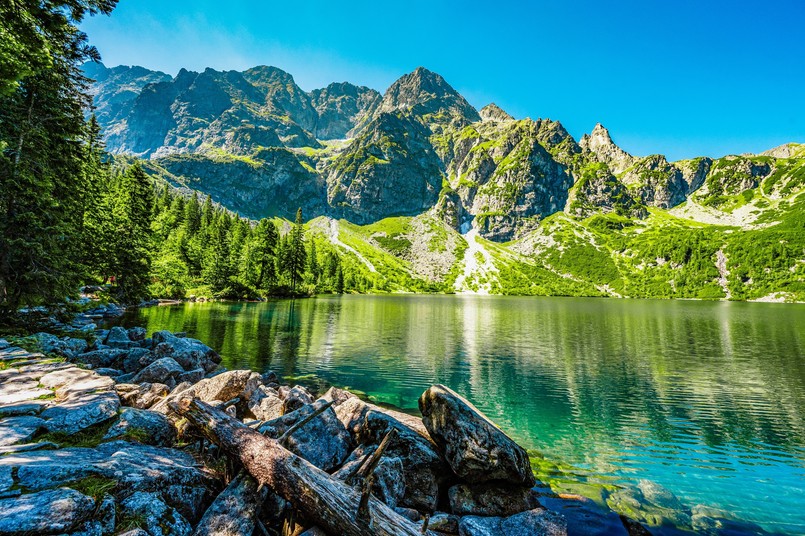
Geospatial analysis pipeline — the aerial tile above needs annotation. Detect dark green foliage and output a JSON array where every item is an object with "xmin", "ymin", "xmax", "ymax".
[
  {"xmin": 112, "ymin": 163, "xmax": 155, "ymax": 301},
  {"xmin": 0, "ymin": 0, "xmax": 118, "ymax": 315}
]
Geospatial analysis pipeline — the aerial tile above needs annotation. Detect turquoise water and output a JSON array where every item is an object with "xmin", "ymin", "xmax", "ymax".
[{"xmin": 120, "ymin": 295, "xmax": 805, "ymax": 534}]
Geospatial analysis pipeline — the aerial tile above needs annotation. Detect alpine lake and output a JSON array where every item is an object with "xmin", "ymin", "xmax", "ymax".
[{"xmin": 118, "ymin": 295, "xmax": 805, "ymax": 535}]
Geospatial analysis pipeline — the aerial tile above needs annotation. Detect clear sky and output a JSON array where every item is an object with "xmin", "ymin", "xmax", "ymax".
[{"xmin": 80, "ymin": 0, "xmax": 805, "ymax": 161}]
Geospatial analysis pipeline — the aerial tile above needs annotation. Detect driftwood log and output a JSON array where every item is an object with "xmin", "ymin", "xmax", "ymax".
[{"xmin": 172, "ymin": 397, "xmax": 433, "ymax": 536}]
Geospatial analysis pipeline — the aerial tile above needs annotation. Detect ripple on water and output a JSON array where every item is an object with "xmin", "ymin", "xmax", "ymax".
[{"xmin": 120, "ymin": 296, "xmax": 805, "ymax": 535}]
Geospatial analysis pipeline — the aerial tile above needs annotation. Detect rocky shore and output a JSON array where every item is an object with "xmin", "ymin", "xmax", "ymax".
[{"xmin": 0, "ymin": 309, "xmax": 750, "ymax": 536}]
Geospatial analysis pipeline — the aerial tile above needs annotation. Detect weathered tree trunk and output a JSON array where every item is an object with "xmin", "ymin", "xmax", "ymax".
[{"xmin": 172, "ymin": 398, "xmax": 432, "ymax": 536}]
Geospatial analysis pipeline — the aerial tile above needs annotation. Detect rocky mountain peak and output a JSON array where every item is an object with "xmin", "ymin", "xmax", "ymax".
[
  {"xmin": 580, "ymin": 123, "xmax": 635, "ymax": 174},
  {"xmin": 479, "ymin": 103, "xmax": 514, "ymax": 122},
  {"xmin": 376, "ymin": 67, "xmax": 480, "ymax": 123}
]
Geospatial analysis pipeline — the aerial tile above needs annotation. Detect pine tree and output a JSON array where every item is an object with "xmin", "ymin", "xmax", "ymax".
[
  {"xmin": 335, "ymin": 266, "xmax": 345, "ymax": 294},
  {"xmin": 113, "ymin": 163, "xmax": 155, "ymax": 302},
  {"xmin": 283, "ymin": 208, "xmax": 307, "ymax": 292},
  {"xmin": 202, "ymin": 214, "xmax": 234, "ymax": 294},
  {"xmin": 250, "ymin": 218, "xmax": 279, "ymax": 290},
  {"xmin": 307, "ymin": 239, "xmax": 320, "ymax": 285},
  {"xmin": 0, "ymin": 1, "xmax": 118, "ymax": 314}
]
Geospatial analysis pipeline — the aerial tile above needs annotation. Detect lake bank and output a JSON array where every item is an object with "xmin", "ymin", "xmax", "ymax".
[{"xmin": 113, "ymin": 295, "xmax": 805, "ymax": 534}]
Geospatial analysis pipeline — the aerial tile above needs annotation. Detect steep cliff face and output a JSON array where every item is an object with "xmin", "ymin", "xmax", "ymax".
[
  {"xmin": 566, "ymin": 163, "xmax": 646, "ymax": 219},
  {"xmin": 326, "ymin": 112, "xmax": 444, "ymax": 223},
  {"xmin": 309, "ymin": 82, "xmax": 381, "ymax": 139},
  {"xmin": 620, "ymin": 155, "xmax": 690, "ymax": 209}
]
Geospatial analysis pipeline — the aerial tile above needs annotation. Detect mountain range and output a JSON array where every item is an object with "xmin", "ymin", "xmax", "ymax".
[{"xmin": 83, "ymin": 62, "xmax": 805, "ymax": 301}]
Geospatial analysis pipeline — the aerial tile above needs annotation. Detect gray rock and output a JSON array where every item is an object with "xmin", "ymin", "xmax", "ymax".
[
  {"xmin": 0, "ymin": 401, "xmax": 46, "ymax": 418},
  {"xmin": 115, "ymin": 382, "xmax": 169, "ymax": 409},
  {"xmin": 152, "ymin": 330, "xmax": 220, "ymax": 372},
  {"xmin": 0, "ymin": 378, "xmax": 52, "ymax": 405},
  {"xmin": 459, "ymin": 508, "xmax": 567, "ymax": 536},
  {"xmin": 33, "ymin": 332, "xmax": 89, "ymax": 358},
  {"xmin": 261, "ymin": 401, "xmax": 351, "ymax": 472},
  {"xmin": 333, "ymin": 394, "xmax": 448, "ymax": 512},
  {"xmin": 282, "ymin": 384, "xmax": 314, "ymax": 413},
  {"xmin": 0, "ymin": 415, "xmax": 45, "ymax": 446},
  {"xmin": 105, "ymin": 326, "xmax": 132, "ymax": 349},
  {"xmin": 424, "ymin": 512, "xmax": 459, "ymax": 534},
  {"xmin": 117, "ymin": 530, "xmax": 150, "ymax": 536},
  {"xmin": 419, "ymin": 384, "xmax": 535, "ymax": 487},
  {"xmin": 606, "ymin": 486, "xmax": 692, "ymax": 529},
  {"xmin": 248, "ymin": 387, "xmax": 283, "ymax": 421},
  {"xmin": 177, "ymin": 367, "xmax": 205, "ymax": 384},
  {"xmin": 120, "ymin": 491, "xmax": 191, "ymax": 536},
  {"xmin": 131, "ymin": 357, "xmax": 184, "ymax": 384},
  {"xmin": 74, "ymin": 348, "xmax": 128, "ymax": 369},
  {"xmin": 334, "ymin": 446, "xmax": 406, "ymax": 507},
  {"xmin": 116, "ymin": 347, "xmax": 151, "ymax": 373},
  {"xmin": 151, "ymin": 370, "xmax": 258, "ymax": 414},
  {"xmin": 103, "ymin": 407, "xmax": 176, "ymax": 447},
  {"xmin": 193, "ymin": 472, "xmax": 264, "ymax": 536},
  {"xmin": 41, "ymin": 391, "xmax": 119, "ymax": 435},
  {"xmin": 127, "ymin": 326, "xmax": 147, "ymax": 341},
  {"xmin": 0, "ymin": 488, "xmax": 95, "ymax": 535},
  {"xmin": 539, "ymin": 496, "xmax": 627, "ymax": 536},
  {"xmin": 448, "ymin": 483, "xmax": 540, "ymax": 516},
  {"xmin": 0, "ymin": 339, "xmax": 8, "ymax": 350},
  {"xmin": 2, "ymin": 441, "xmax": 212, "ymax": 521}
]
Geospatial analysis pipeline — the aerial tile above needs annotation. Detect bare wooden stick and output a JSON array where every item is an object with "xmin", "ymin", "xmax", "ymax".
[
  {"xmin": 171, "ymin": 397, "xmax": 431, "ymax": 536},
  {"xmin": 345, "ymin": 428, "xmax": 397, "ymax": 486},
  {"xmin": 357, "ymin": 474, "xmax": 374, "ymax": 521},
  {"xmin": 421, "ymin": 514, "xmax": 430, "ymax": 534},
  {"xmin": 277, "ymin": 400, "xmax": 335, "ymax": 447}
]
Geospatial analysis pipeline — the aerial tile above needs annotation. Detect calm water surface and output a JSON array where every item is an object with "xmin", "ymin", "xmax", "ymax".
[{"xmin": 121, "ymin": 295, "xmax": 805, "ymax": 534}]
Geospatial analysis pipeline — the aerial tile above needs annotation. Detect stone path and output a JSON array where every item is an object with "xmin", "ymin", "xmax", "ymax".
[{"xmin": 0, "ymin": 339, "xmax": 211, "ymax": 536}]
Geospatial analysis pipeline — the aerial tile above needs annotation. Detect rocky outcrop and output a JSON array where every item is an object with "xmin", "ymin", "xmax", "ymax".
[
  {"xmin": 579, "ymin": 123, "xmax": 636, "ymax": 175},
  {"xmin": 566, "ymin": 163, "xmax": 646, "ymax": 219},
  {"xmin": 373, "ymin": 67, "xmax": 480, "ymax": 126},
  {"xmin": 309, "ymin": 82, "xmax": 381, "ymax": 139},
  {"xmin": 0, "ymin": 488, "xmax": 97, "ymax": 535},
  {"xmin": 479, "ymin": 103, "xmax": 514, "ymax": 123},
  {"xmin": 419, "ymin": 384, "xmax": 535, "ymax": 487}
]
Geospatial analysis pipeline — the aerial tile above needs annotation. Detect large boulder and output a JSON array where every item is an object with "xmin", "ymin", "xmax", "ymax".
[
  {"xmin": 419, "ymin": 384, "xmax": 535, "ymax": 487},
  {"xmin": 152, "ymin": 330, "xmax": 221, "ymax": 372},
  {"xmin": 459, "ymin": 508, "xmax": 567, "ymax": 536},
  {"xmin": 103, "ymin": 407, "xmax": 176, "ymax": 447},
  {"xmin": 282, "ymin": 385, "xmax": 314, "ymax": 413},
  {"xmin": 40, "ymin": 392, "xmax": 120, "ymax": 435},
  {"xmin": 150, "ymin": 371, "xmax": 260, "ymax": 414},
  {"xmin": 248, "ymin": 386, "xmax": 284, "ymax": 421},
  {"xmin": 120, "ymin": 491, "xmax": 191, "ymax": 536},
  {"xmin": 0, "ymin": 488, "xmax": 95, "ymax": 535},
  {"xmin": 330, "ymin": 392, "xmax": 448, "ymax": 512},
  {"xmin": 448, "ymin": 483, "xmax": 540, "ymax": 516},
  {"xmin": 74, "ymin": 348, "xmax": 128, "ymax": 369},
  {"xmin": 105, "ymin": 326, "xmax": 134, "ymax": 349},
  {"xmin": 131, "ymin": 357, "xmax": 184, "ymax": 385},
  {"xmin": 261, "ymin": 401, "xmax": 351, "ymax": 472}
]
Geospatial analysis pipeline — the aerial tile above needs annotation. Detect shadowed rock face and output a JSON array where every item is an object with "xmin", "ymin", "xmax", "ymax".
[{"xmin": 419, "ymin": 384, "xmax": 536, "ymax": 487}]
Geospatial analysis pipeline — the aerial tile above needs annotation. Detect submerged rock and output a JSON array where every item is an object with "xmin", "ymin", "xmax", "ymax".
[
  {"xmin": 448, "ymin": 482, "xmax": 540, "ymax": 516},
  {"xmin": 419, "ymin": 384, "xmax": 535, "ymax": 487},
  {"xmin": 459, "ymin": 507, "xmax": 568, "ymax": 536}
]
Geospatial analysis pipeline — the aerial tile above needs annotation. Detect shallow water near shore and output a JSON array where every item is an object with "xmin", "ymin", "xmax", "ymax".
[{"xmin": 119, "ymin": 295, "xmax": 805, "ymax": 534}]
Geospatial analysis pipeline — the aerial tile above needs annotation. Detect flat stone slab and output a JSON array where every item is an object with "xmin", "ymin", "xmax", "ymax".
[
  {"xmin": 39, "ymin": 366, "xmax": 97, "ymax": 389},
  {"xmin": 0, "ymin": 379, "xmax": 52, "ymax": 405},
  {"xmin": 0, "ymin": 415, "xmax": 45, "ymax": 446},
  {"xmin": 0, "ymin": 401, "xmax": 48, "ymax": 418},
  {"xmin": 0, "ymin": 441, "xmax": 213, "ymax": 519},
  {"xmin": 18, "ymin": 362, "xmax": 74, "ymax": 375},
  {"xmin": 0, "ymin": 488, "xmax": 96, "ymax": 535},
  {"xmin": 40, "ymin": 391, "xmax": 119, "ymax": 434}
]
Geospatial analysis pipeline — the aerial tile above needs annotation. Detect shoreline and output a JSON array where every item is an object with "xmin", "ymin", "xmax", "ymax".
[{"xmin": 0, "ymin": 305, "xmax": 790, "ymax": 535}]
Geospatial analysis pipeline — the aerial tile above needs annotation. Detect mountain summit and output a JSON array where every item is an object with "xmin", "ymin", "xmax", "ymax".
[{"xmin": 376, "ymin": 67, "xmax": 480, "ymax": 124}]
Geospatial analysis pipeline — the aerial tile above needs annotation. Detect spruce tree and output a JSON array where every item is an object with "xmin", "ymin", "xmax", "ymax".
[
  {"xmin": 113, "ymin": 163, "xmax": 154, "ymax": 302},
  {"xmin": 284, "ymin": 208, "xmax": 307, "ymax": 292}
]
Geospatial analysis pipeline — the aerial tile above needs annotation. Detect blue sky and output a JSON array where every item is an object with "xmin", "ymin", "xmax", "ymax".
[{"xmin": 80, "ymin": 0, "xmax": 805, "ymax": 161}]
